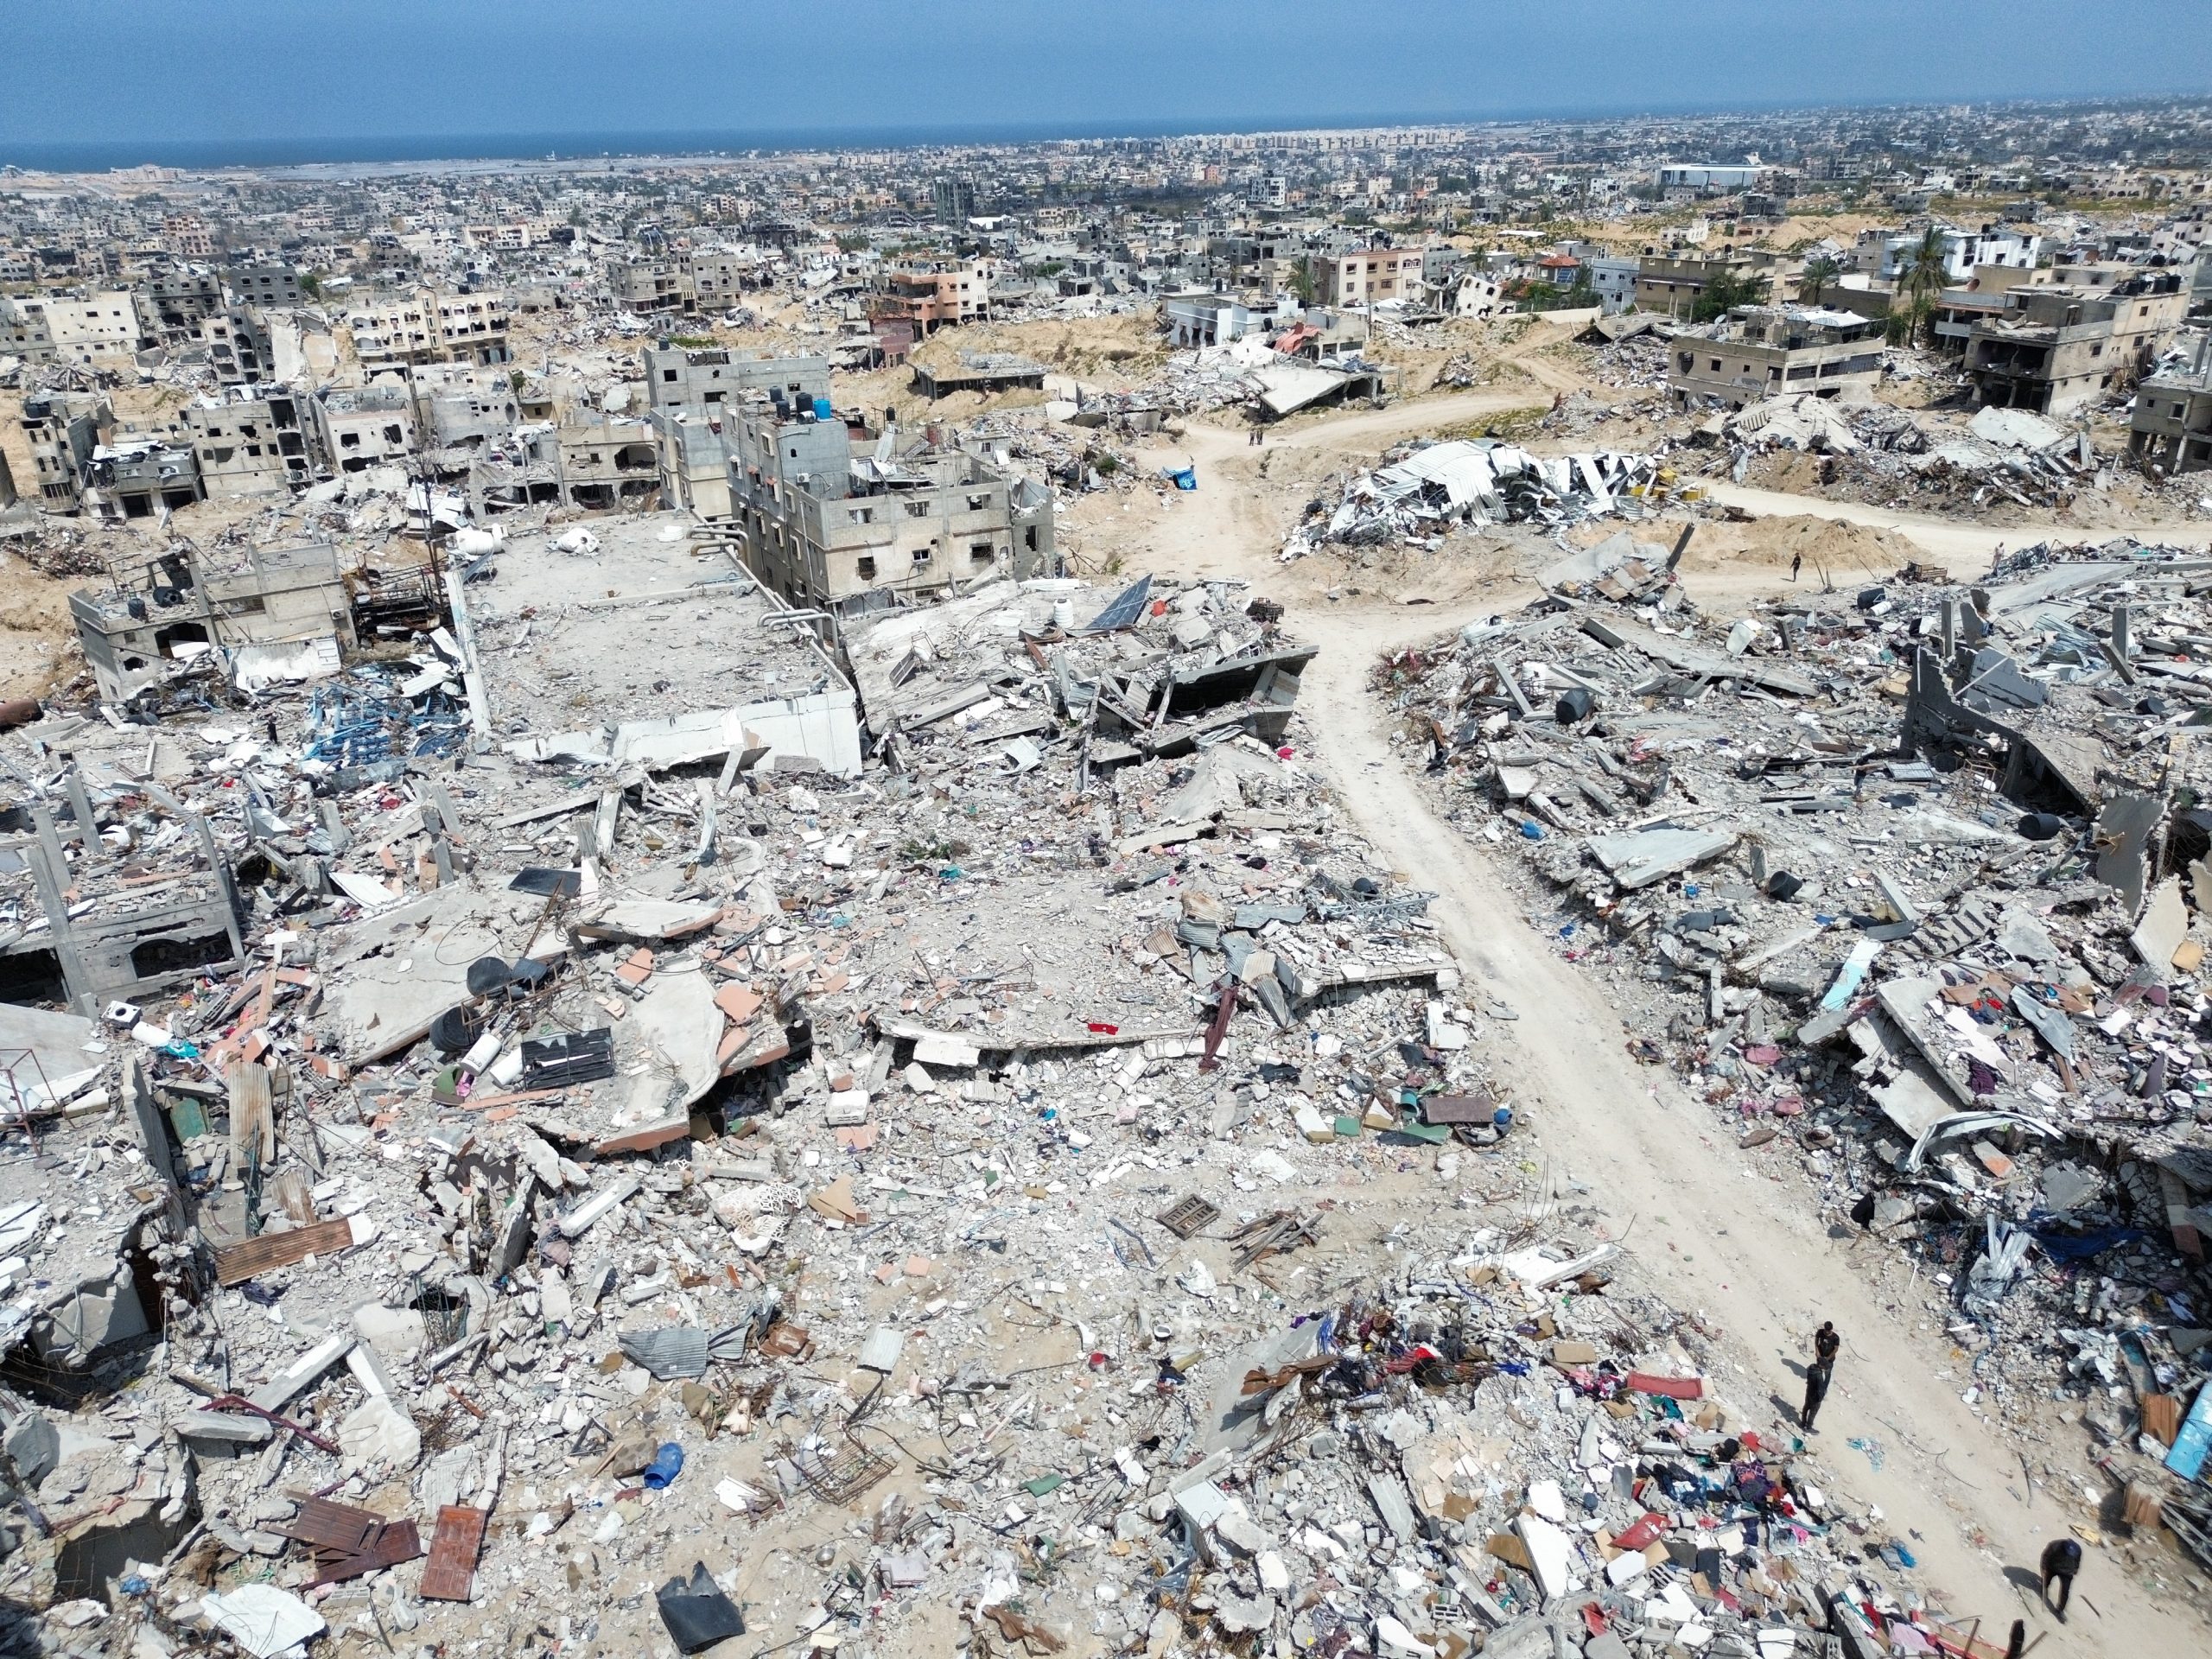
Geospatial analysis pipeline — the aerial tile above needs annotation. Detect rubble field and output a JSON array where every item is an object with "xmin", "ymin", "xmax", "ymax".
[
  {"xmin": 1373, "ymin": 531, "xmax": 2212, "ymax": 1611},
  {"xmin": 0, "ymin": 516, "xmax": 2053, "ymax": 1659}
]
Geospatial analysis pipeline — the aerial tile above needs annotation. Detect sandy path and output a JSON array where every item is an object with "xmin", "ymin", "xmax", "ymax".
[
  {"xmin": 1093, "ymin": 408, "xmax": 2207, "ymax": 1656},
  {"xmin": 1700, "ymin": 480, "xmax": 2212, "ymax": 574}
]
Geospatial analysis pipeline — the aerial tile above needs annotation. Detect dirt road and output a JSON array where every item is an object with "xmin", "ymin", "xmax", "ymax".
[
  {"xmin": 1096, "ymin": 418, "xmax": 2206, "ymax": 1655},
  {"xmin": 1700, "ymin": 479, "xmax": 2212, "ymax": 574}
]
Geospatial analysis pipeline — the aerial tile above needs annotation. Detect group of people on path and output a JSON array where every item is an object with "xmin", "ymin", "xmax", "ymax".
[{"xmin": 1795, "ymin": 1323, "xmax": 2083, "ymax": 1637}]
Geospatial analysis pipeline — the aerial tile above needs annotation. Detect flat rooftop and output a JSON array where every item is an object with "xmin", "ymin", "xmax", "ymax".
[{"xmin": 467, "ymin": 510, "xmax": 847, "ymax": 738}]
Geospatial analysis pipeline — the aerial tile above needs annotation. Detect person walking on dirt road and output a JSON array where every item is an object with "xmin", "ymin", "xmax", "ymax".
[
  {"xmin": 1790, "ymin": 552, "xmax": 1802, "ymax": 582},
  {"xmin": 1800, "ymin": 1321, "xmax": 1840, "ymax": 1431},
  {"xmin": 2040, "ymin": 1536, "xmax": 2083, "ymax": 1618}
]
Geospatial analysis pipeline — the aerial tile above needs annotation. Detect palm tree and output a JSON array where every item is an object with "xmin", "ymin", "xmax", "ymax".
[
  {"xmin": 1897, "ymin": 227, "xmax": 1952, "ymax": 346},
  {"xmin": 1800, "ymin": 252, "xmax": 1842, "ymax": 306}
]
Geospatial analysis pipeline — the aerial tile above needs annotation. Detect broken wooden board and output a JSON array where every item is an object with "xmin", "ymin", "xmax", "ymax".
[
  {"xmin": 214, "ymin": 1215, "xmax": 368, "ymax": 1287},
  {"xmin": 418, "ymin": 1504, "xmax": 488, "ymax": 1601},
  {"xmin": 228, "ymin": 1060, "xmax": 275, "ymax": 1168}
]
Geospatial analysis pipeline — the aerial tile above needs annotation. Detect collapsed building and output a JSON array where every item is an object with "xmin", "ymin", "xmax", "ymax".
[
  {"xmin": 0, "ymin": 513, "xmax": 1999, "ymax": 1658},
  {"xmin": 1963, "ymin": 271, "xmax": 2190, "ymax": 415},
  {"xmin": 2131, "ymin": 331, "xmax": 2212, "ymax": 476},
  {"xmin": 1376, "ymin": 533, "xmax": 2212, "ymax": 1571},
  {"xmin": 1283, "ymin": 437, "xmax": 1669, "ymax": 560}
]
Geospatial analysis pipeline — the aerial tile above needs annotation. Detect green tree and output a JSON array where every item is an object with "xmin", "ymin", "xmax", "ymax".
[
  {"xmin": 1897, "ymin": 227, "xmax": 1952, "ymax": 344},
  {"xmin": 1690, "ymin": 270, "xmax": 1770, "ymax": 323},
  {"xmin": 1289, "ymin": 255, "xmax": 1315, "ymax": 307},
  {"xmin": 1800, "ymin": 252, "xmax": 1842, "ymax": 306}
]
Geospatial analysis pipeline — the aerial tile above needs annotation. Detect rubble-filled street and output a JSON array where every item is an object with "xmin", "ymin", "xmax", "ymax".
[
  {"xmin": 1373, "ymin": 529, "xmax": 2212, "ymax": 1521},
  {"xmin": 0, "ymin": 527, "xmax": 1994, "ymax": 1659},
  {"xmin": 12, "ymin": 45, "xmax": 2212, "ymax": 1659}
]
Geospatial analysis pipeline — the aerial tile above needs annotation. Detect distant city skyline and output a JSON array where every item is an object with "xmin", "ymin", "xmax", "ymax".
[{"xmin": 4, "ymin": 0, "xmax": 2211, "ymax": 169}]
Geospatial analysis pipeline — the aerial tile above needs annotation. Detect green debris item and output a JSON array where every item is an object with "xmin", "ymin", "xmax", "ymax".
[
  {"xmin": 1392, "ymin": 1121, "xmax": 1452, "ymax": 1146},
  {"xmin": 1024, "ymin": 1474, "xmax": 1066, "ymax": 1498},
  {"xmin": 1333, "ymin": 1116, "xmax": 1363, "ymax": 1138}
]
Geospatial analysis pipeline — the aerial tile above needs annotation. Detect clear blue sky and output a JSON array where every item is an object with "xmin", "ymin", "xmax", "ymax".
[{"xmin": 4, "ymin": 0, "xmax": 2209, "ymax": 161}]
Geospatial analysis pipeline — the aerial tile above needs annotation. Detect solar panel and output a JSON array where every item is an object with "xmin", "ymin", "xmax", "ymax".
[{"xmin": 1083, "ymin": 573, "xmax": 1152, "ymax": 633}]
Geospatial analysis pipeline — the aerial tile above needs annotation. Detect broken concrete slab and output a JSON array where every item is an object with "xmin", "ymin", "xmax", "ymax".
[
  {"xmin": 1585, "ymin": 825, "xmax": 1738, "ymax": 891},
  {"xmin": 2131, "ymin": 876, "xmax": 2189, "ymax": 976}
]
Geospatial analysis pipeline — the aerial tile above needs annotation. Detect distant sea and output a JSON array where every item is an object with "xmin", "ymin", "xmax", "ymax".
[{"xmin": 0, "ymin": 115, "xmax": 1475, "ymax": 175}]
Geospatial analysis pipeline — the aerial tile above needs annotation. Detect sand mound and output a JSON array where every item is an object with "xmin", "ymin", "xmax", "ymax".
[
  {"xmin": 0, "ymin": 550, "xmax": 79, "ymax": 696},
  {"xmin": 1681, "ymin": 514, "xmax": 1916, "ymax": 580}
]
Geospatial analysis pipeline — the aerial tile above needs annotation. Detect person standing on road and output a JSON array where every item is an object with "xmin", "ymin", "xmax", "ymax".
[
  {"xmin": 1800, "ymin": 1321, "xmax": 1840, "ymax": 1431},
  {"xmin": 2040, "ymin": 1535, "xmax": 2083, "ymax": 1618},
  {"xmin": 1790, "ymin": 552, "xmax": 1802, "ymax": 583}
]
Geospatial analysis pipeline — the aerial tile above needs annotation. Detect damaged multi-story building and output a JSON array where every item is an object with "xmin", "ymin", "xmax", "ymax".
[
  {"xmin": 409, "ymin": 363, "xmax": 521, "ymax": 454},
  {"xmin": 69, "ymin": 540, "xmax": 360, "ymax": 706},
  {"xmin": 1964, "ymin": 270, "xmax": 2190, "ymax": 414},
  {"xmin": 608, "ymin": 259, "xmax": 694, "ymax": 315},
  {"xmin": 310, "ymin": 383, "xmax": 417, "ymax": 474},
  {"xmin": 1668, "ymin": 303, "xmax": 1887, "ymax": 409},
  {"xmin": 342, "ymin": 288, "xmax": 511, "ymax": 369},
  {"xmin": 868, "ymin": 259, "xmax": 990, "ymax": 339},
  {"xmin": 82, "ymin": 431, "xmax": 205, "ymax": 522},
  {"xmin": 643, "ymin": 345, "xmax": 833, "ymax": 521},
  {"xmin": 542, "ymin": 415, "xmax": 662, "ymax": 512},
  {"xmin": 139, "ymin": 266, "xmax": 225, "ymax": 338},
  {"xmin": 2131, "ymin": 333, "xmax": 2212, "ymax": 474},
  {"xmin": 721, "ymin": 399, "xmax": 1055, "ymax": 613},
  {"xmin": 198, "ymin": 305, "xmax": 274, "ymax": 385},
  {"xmin": 644, "ymin": 344, "xmax": 831, "ymax": 413},
  {"xmin": 1313, "ymin": 245, "xmax": 1427, "ymax": 309},
  {"xmin": 16, "ymin": 391, "xmax": 113, "ymax": 512},
  {"xmin": 1632, "ymin": 248, "xmax": 1758, "ymax": 318},
  {"xmin": 222, "ymin": 259, "xmax": 308, "ymax": 308},
  {"xmin": 182, "ymin": 385, "xmax": 315, "ymax": 497},
  {"xmin": 0, "ymin": 290, "xmax": 149, "ymax": 366}
]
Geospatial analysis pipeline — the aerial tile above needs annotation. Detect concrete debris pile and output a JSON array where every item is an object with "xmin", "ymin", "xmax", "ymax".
[
  {"xmin": 1538, "ymin": 391, "xmax": 1669, "ymax": 444},
  {"xmin": 1432, "ymin": 353, "xmax": 1491, "ymax": 390},
  {"xmin": 965, "ymin": 413, "xmax": 1141, "ymax": 498},
  {"xmin": 0, "ymin": 511, "xmax": 1976, "ymax": 1656},
  {"xmin": 1282, "ymin": 440, "xmax": 1663, "ymax": 561},
  {"xmin": 1704, "ymin": 397, "xmax": 2113, "ymax": 517},
  {"xmin": 1710, "ymin": 394, "xmax": 1926, "ymax": 458},
  {"xmin": 1586, "ymin": 331, "xmax": 1673, "ymax": 391},
  {"xmin": 848, "ymin": 571, "xmax": 1318, "ymax": 776},
  {"xmin": 1099, "ymin": 340, "xmax": 1388, "ymax": 423},
  {"xmin": 3, "ymin": 525, "xmax": 111, "ymax": 581},
  {"xmin": 1376, "ymin": 537, "xmax": 2212, "ymax": 1539},
  {"xmin": 1899, "ymin": 408, "xmax": 2102, "ymax": 505},
  {"xmin": 1144, "ymin": 342, "xmax": 1278, "ymax": 416}
]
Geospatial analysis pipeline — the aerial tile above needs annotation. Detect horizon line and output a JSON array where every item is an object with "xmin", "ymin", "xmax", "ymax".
[{"xmin": 8, "ymin": 91, "xmax": 2212, "ymax": 176}]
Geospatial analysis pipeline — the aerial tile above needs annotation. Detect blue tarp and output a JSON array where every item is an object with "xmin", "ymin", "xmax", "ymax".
[
  {"xmin": 2030, "ymin": 1225, "xmax": 2143, "ymax": 1262},
  {"xmin": 2167, "ymin": 1380, "xmax": 2212, "ymax": 1481}
]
